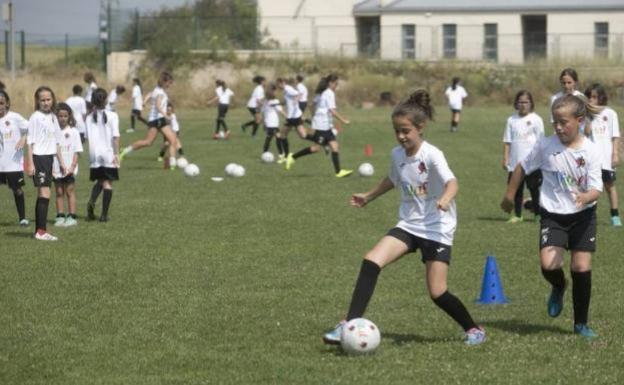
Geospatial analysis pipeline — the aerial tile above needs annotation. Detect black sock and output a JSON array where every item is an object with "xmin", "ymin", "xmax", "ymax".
[
  {"xmin": 159, "ymin": 148, "xmax": 166, "ymax": 157},
  {"xmin": 221, "ymin": 119, "xmax": 228, "ymax": 131},
  {"xmin": 451, "ymin": 121, "xmax": 457, "ymax": 128},
  {"xmin": 178, "ymin": 148, "xmax": 184, "ymax": 156},
  {"xmin": 130, "ymin": 114, "xmax": 135, "ymax": 129},
  {"xmin": 90, "ymin": 182, "xmax": 103, "ymax": 204},
  {"xmin": 514, "ymin": 180, "xmax": 524, "ymax": 217},
  {"xmin": 251, "ymin": 122, "xmax": 259, "ymax": 136},
  {"xmin": 293, "ymin": 147, "xmax": 313, "ymax": 159},
  {"xmin": 56, "ymin": 213, "xmax": 65, "ymax": 218},
  {"xmin": 263, "ymin": 135, "xmax": 273, "ymax": 153},
  {"xmin": 13, "ymin": 191, "xmax": 25, "ymax": 220},
  {"xmin": 102, "ymin": 189, "xmax": 113, "ymax": 218},
  {"xmin": 331, "ymin": 152, "xmax": 341, "ymax": 173},
  {"xmin": 433, "ymin": 291, "xmax": 478, "ymax": 331},
  {"xmin": 571, "ymin": 270, "xmax": 591, "ymax": 325},
  {"xmin": 243, "ymin": 120, "xmax": 254, "ymax": 129},
  {"xmin": 69, "ymin": 213, "xmax": 77, "ymax": 219},
  {"xmin": 541, "ymin": 268, "xmax": 566, "ymax": 290},
  {"xmin": 35, "ymin": 197, "xmax": 49, "ymax": 231},
  {"xmin": 215, "ymin": 120, "xmax": 221, "ymax": 133},
  {"xmin": 282, "ymin": 138, "xmax": 290, "ymax": 155},
  {"xmin": 611, "ymin": 208, "xmax": 619, "ymax": 217},
  {"xmin": 275, "ymin": 138, "xmax": 283, "ymax": 155},
  {"xmin": 346, "ymin": 260, "xmax": 381, "ymax": 321}
]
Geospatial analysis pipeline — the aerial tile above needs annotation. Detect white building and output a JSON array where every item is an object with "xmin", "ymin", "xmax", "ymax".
[{"xmin": 257, "ymin": 0, "xmax": 624, "ymax": 63}]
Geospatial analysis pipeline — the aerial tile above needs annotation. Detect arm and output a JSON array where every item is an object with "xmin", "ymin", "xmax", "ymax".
[
  {"xmin": 575, "ymin": 188, "xmax": 601, "ymax": 208},
  {"xmin": 68, "ymin": 153, "xmax": 79, "ymax": 175},
  {"xmin": 350, "ymin": 177, "xmax": 394, "ymax": 208},
  {"xmin": 207, "ymin": 95, "xmax": 218, "ymax": 105},
  {"xmin": 26, "ymin": 144, "xmax": 35, "ymax": 176},
  {"xmin": 156, "ymin": 95, "xmax": 169, "ymax": 119},
  {"xmin": 437, "ymin": 178, "xmax": 458, "ymax": 211},
  {"xmin": 613, "ymin": 137, "xmax": 620, "ymax": 167},
  {"xmin": 56, "ymin": 144, "xmax": 66, "ymax": 176},
  {"xmin": 501, "ymin": 164, "xmax": 526, "ymax": 213},
  {"xmin": 330, "ymin": 108, "xmax": 349, "ymax": 125},
  {"xmin": 113, "ymin": 136, "xmax": 120, "ymax": 167},
  {"xmin": 502, "ymin": 143, "xmax": 510, "ymax": 171}
]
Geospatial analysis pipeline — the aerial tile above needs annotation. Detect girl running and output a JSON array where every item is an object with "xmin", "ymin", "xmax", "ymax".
[
  {"xmin": 241, "ymin": 75, "xmax": 265, "ymax": 137},
  {"xmin": 85, "ymin": 88, "xmax": 120, "ymax": 222},
  {"xmin": 129, "ymin": 78, "xmax": 147, "ymax": 133},
  {"xmin": 296, "ymin": 74, "xmax": 309, "ymax": 121},
  {"xmin": 323, "ymin": 89, "xmax": 486, "ymax": 346},
  {"xmin": 52, "ymin": 103, "xmax": 83, "ymax": 227},
  {"xmin": 549, "ymin": 68, "xmax": 584, "ymax": 123},
  {"xmin": 285, "ymin": 74, "xmax": 352, "ymax": 178},
  {"xmin": 106, "ymin": 85, "xmax": 126, "ymax": 112},
  {"xmin": 27, "ymin": 86, "xmax": 65, "ymax": 241},
  {"xmin": 584, "ymin": 83, "xmax": 621, "ymax": 226},
  {"xmin": 501, "ymin": 94, "xmax": 603, "ymax": 339},
  {"xmin": 207, "ymin": 79, "xmax": 234, "ymax": 139},
  {"xmin": 119, "ymin": 72, "xmax": 178, "ymax": 170},
  {"xmin": 502, "ymin": 90, "xmax": 545, "ymax": 222},
  {"xmin": 444, "ymin": 77, "xmax": 467, "ymax": 132},
  {"xmin": 261, "ymin": 83, "xmax": 286, "ymax": 155},
  {"xmin": 65, "ymin": 85, "xmax": 88, "ymax": 142},
  {"xmin": 276, "ymin": 77, "xmax": 310, "ymax": 160},
  {"xmin": 0, "ymin": 89, "xmax": 29, "ymax": 226},
  {"xmin": 158, "ymin": 103, "xmax": 185, "ymax": 162}
]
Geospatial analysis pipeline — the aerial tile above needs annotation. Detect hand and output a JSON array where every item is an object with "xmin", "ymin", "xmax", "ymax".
[
  {"xmin": 15, "ymin": 141, "xmax": 25, "ymax": 151},
  {"xmin": 343, "ymin": 119, "xmax": 350, "ymax": 125},
  {"xmin": 502, "ymin": 159, "xmax": 508, "ymax": 171},
  {"xmin": 500, "ymin": 196, "xmax": 514, "ymax": 213},
  {"xmin": 437, "ymin": 197, "xmax": 451, "ymax": 211},
  {"xmin": 575, "ymin": 192, "xmax": 588, "ymax": 208},
  {"xmin": 113, "ymin": 155, "xmax": 120, "ymax": 167},
  {"xmin": 27, "ymin": 164, "xmax": 35, "ymax": 177},
  {"xmin": 350, "ymin": 193, "xmax": 368, "ymax": 208}
]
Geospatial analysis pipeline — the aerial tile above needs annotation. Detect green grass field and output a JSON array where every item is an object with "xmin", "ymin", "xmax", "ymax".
[{"xmin": 1, "ymin": 105, "xmax": 623, "ymax": 385}]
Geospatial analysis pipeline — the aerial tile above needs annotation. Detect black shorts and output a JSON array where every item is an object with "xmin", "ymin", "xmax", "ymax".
[
  {"xmin": 247, "ymin": 107, "xmax": 258, "ymax": 116},
  {"xmin": 387, "ymin": 227, "xmax": 452, "ymax": 264},
  {"xmin": 0, "ymin": 171, "xmax": 25, "ymax": 190},
  {"xmin": 218, "ymin": 104, "xmax": 229, "ymax": 119},
  {"xmin": 265, "ymin": 126, "xmax": 278, "ymax": 136},
  {"xmin": 32, "ymin": 154, "xmax": 54, "ymax": 187},
  {"xmin": 148, "ymin": 117, "xmax": 167, "ymax": 130},
  {"xmin": 451, "ymin": 109, "xmax": 461, "ymax": 114},
  {"xmin": 299, "ymin": 101, "xmax": 307, "ymax": 113},
  {"xmin": 539, "ymin": 206, "xmax": 597, "ymax": 252},
  {"xmin": 90, "ymin": 167, "xmax": 119, "ymax": 181},
  {"xmin": 311, "ymin": 130, "xmax": 336, "ymax": 145},
  {"xmin": 286, "ymin": 117, "xmax": 303, "ymax": 127},
  {"xmin": 602, "ymin": 169, "xmax": 616, "ymax": 184},
  {"xmin": 54, "ymin": 175, "xmax": 76, "ymax": 185},
  {"xmin": 131, "ymin": 109, "xmax": 142, "ymax": 115}
]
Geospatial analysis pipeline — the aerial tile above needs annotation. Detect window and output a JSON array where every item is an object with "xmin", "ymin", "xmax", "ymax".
[
  {"xmin": 443, "ymin": 24, "xmax": 456, "ymax": 58},
  {"xmin": 483, "ymin": 23, "xmax": 498, "ymax": 61},
  {"xmin": 595, "ymin": 22, "xmax": 609, "ymax": 57},
  {"xmin": 402, "ymin": 24, "xmax": 415, "ymax": 59}
]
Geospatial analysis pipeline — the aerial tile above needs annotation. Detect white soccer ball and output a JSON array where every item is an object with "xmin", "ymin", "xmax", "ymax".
[
  {"xmin": 358, "ymin": 162, "xmax": 374, "ymax": 177},
  {"xmin": 218, "ymin": 131, "xmax": 226, "ymax": 139},
  {"xmin": 231, "ymin": 165, "xmax": 246, "ymax": 177},
  {"xmin": 225, "ymin": 163, "xmax": 238, "ymax": 176},
  {"xmin": 340, "ymin": 318, "xmax": 381, "ymax": 355},
  {"xmin": 176, "ymin": 157, "xmax": 189, "ymax": 169},
  {"xmin": 261, "ymin": 152, "xmax": 275, "ymax": 163},
  {"xmin": 184, "ymin": 163, "xmax": 200, "ymax": 177}
]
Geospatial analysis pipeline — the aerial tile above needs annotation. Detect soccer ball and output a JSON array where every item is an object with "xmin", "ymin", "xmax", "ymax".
[
  {"xmin": 340, "ymin": 318, "xmax": 381, "ymax": 355},
  {"xmin": 177, "ymin": 157, "xmax": 189, "ymax": 169},
  {"xmin": 261, "ymin": 152, "xmax": 275, "ymax": 163},
  {"xmin": 184, "ymin": 163, "xmax": 200, "ymax": 177},
  {"xmin": 225, "ymin": 163, "xmax": 238, "ymax": 176},
  {"xmin": 358, "ymin": 162, "xmax": 374, "ymax": 177},
  {"xmin": 231, "ymin": 165, "xmax": 246, "ymax": 177}
]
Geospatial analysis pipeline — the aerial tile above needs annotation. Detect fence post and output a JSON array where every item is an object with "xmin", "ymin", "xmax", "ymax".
[
  {"xmin": 134, "ymin": 8, "xmax": 140, "ymax": 49},
  {"xmin": 19, "ymin": 30, "xmax": 24, "ymax": 69},
  {"xmin": 65, "ymin": 33, "xmax": 68, "ymax": 66},
  {"xmin": 193, "ymin": 16, "xmax": 198, "ymax": 50},
  {"xmin": 4, "ymin": 30, "xmax": 8, "ymax": 70}
]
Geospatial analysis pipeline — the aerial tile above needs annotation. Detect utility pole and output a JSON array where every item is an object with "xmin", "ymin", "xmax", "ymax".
[{"xmin": 2, "ymin": 1, "xmax": 14, "ymax": 79}]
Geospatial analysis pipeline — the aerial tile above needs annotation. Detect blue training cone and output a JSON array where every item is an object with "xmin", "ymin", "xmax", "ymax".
[{"xmin": 476, "ymin": 255, "xmax": 508, "ymax": 304}]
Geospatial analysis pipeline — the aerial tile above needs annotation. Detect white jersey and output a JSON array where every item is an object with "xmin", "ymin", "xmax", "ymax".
[
  {"xmin": 389, "ymin": 142, "xmax": 457, "ymax": 245},
  {"xmin": 132, "ymin": 85, "xmax": 143, "ymax": 111},
  {"xmin": 521, "ymin": 135, "xmax": 602, "ymax": 214},
  {"xmin": 296, "ymin": 82, "xmax": 308, "ymax": 102},
  {"xmin": 312, "ymin": 88, "xmax": 336, "ymax": 131},
  {"xmin": 247, "ymin": 85, "xmax": 265, "ymax": 109},
  {"xmin": 216, "ymin": 86, "xmax": 234, "ymax": 105},
  {"xmin": 262, "ymin": 98, "xmax": 282, "ymax": 128},
  {"xmin": 53, "ymin": 126, "xmax": 83, "ymax": 178},
  {"xmin": 0, "ymin": 111, "xmax": 28, "ymax": 172},
  {"xmin": 549, "ymin": 90, "xmax": 584, "ymax": 122},
  {"xmin": 65, "ymin": 95, "xmax": 87, "ymax": 134},
  {"xmin": 27, "ymin": 110, "xmax": 62, "ymax": 156},
  {"xmin": 445, "ymin": 86, "xmax": 468, "ymax": 110},
  {"xmin": 503, "ymin": 112, "xmax": 545, "ymax": 171},
  {"xmin": 85, "ymin": 110, "xmax": 120, "ymax": 168},
  {"xmin": 170, "ymin": 113, "xmax": 180, "ymax": 133},
  {"xmin": 85, "ymin": 82, "xmax": 97, "ymax": 103},
  {"xmin": 283, "ymin": 85, "xmax": 302, "ymax": 119},
  {"xmin": 106, "ymin": 89, "xmax": 118, "ymax": 112},
  {"xmin": 148, "ymin": 86, "xmax": 168, "ymax": 121},
  {"xmin": 589, "ymin": 107, "xmax": 620, "ymax": 171}
]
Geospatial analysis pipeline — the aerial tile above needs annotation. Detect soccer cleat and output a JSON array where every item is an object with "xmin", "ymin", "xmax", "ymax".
[
  {"xmin": 126, "ymin": 128, "xmax": 135, "ymax": 133},
  {"xmin": 34, "ymin": 231, "xmax": 58, "ymax": 241},
  {"xmin": 611, "ymin": 216, "xmax": 622, "ymax": 227},
  {"xmin": 64, "ymin": 217, "xmax": 78, "ymax": 227},
  {"xmin": 87, "ymin": 201, "xmax": 96, "ymax": 221},
  {"xmin": 157, "ymin": 156, "xmax": 163, "ymax": 162},
  {"xmin": 547, "ymin": 284, "xmax": 566, "ymax": 318},
  {"xmin": 322, "ymin": 320, "xmax": 346, "ymax": 345},
  {"xmin": 119, "ymin": 150, "xmax": 127, "ymax": 163},
  {"xmin": 54, "ymin": 216, "xmax": 66, "ymax": 227},
  {"xmin": 574, "ymin": 324, "xmax": 597, "ymax": 339},
  {"xmin": 19, "ymin": 218, "xmax": 29, "ymax": 227},
  {"xmin": 170, "ymin": 165, "xmax": 176, "ymax": 171},
  {"xmin": 99, "ymin": 216, "xmax": 109, "ymax": 222},
  {"xmin": 464, "ymin": 327, "xmax": 486, "ymax": 346},
  {"xmin": 507, "ymin": 216, "xmax": 523, "ymax": 224},
  {"xmin": 285, "ymin": 153, "xmax": 295, "ymax": 170},
  {"xmin": 277, "ymin": 154, "xmax": 286, "ymax": 164},
  {"xmin": 335, "ymin": 169, "xmax": 354, "ymax": 178}
]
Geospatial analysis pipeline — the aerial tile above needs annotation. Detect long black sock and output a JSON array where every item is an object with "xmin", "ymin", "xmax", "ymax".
[
  {"xmin": 102, "ymin": 189, "xmax": 113, "ymax": 218},
  {"xmin": 178, "ymin": 148, "xmax": 184, "ymax": 156},
  {"xmin": 282, "ymin": 138, "xmax": 290, "ymax": 155},
  {"xmin": 251, "ymin": 122, "xmax": 259, "ymax": 136},
  {"xmin": 541, "ymin": 268, "xmax": 566, "ymax": 290},
  {"xmin": 130, "ymin": 114, "xmax": 136, "ymax": 129},
  {"xmin": 90, "ymin": 182, "xmax": 103, "ymax": 204},
  {"xmin": 13, "ymin": 191, "xmax": 25, "ymax": 220},
  {"xmin": 611, "ymin": 208, "xmax": 619, "ymax": 217},
  {"xmin": 242, "ymin": 120, "xmax": 254, "ymax": 129},
  {"xmin": 433, "ymin": 291, "xmax": 478, "ymax": 331},
  {"xmin": 526, "ymin": 172, "xmax": 542, "ymax": 215},
  {"xmin": 263, "ymin": 135, "xmax": 273, "ymax": 153},
  {"xmin": 35, "ymin": 197, "xmax": 49, "ymax": 231},
  {"xmin": 346, "ymin": 260, "xmax": 381, "ymax": 321},
  {"xmin": 514, "ymin": 180, "xmax": 525, "ymax": 217},
  {"xmin": 215, "ymin": 119, "xmax": 221, "ymax": 134},
  {"xmin": 221, "ymin": 119, "xmax": 228, "ymax": 131},
  {"xmin": 293, "ymin": 147, "xmax": 313, "ymax": 159},
  {"xmin": 571, "ymin": 270, "xmax": 591, "ymax": 325},
  {"xmin": 331, "ymin": 152, "xmax": 341, "ymax": 173},
  {"xmin": 159, "ymin": 147, "xmax": 166, "ymax": 157}
]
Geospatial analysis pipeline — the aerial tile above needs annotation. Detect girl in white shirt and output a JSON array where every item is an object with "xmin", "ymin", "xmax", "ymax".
[
  {"xmin": 502, "ymin": 94, "xmax": 603, "ymax": 339},
  {"xmin": 105, "ymin": 85, "xmax": 125, "ymax": 112},
  {"xmin": 129, "ymin": 78, "xmax": 147, "ymax": 133},
  {"xmin": 323, "ymin": 90, "xmax": 485, "ymax": 346},
  {"xmin": 158, "ymin": 103, "xmax": 185, "ymax": 161},
  {"xmin": 65, "ymin": 85, "xmax": 88, "ymax": 142},
  {"xmin": 83, "ymin": 72, "xmax": 97, "ymax": 108},
  {"xmin": 296, "ymin": 74, "xmax": 309, "ymax": 121},
  {"xmin": 241, "ymin": 76, "xmax": 265, "ymax": 137},
  {"xmin": 502, "ymin": 90, "xmax": 545, "ymax": 222},
  {"xmin": 207, "ymin": 79, "xmax": 234, "ymax": 139},
  {"xmin": 444, "ymin": 77, "xmax": 468, "ymax": 132},
  {"xmin": 261, "ymin": 83, "xmax": 286, "ymax": 154},
  {"xmin": 549, "ymin": 68, "xmax": 584, "ymax": 123}
]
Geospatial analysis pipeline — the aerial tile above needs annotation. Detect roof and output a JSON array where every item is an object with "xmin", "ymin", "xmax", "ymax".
[{"xmin": 353, "ymin": 0, "xmax": 624, "ymax": 15}]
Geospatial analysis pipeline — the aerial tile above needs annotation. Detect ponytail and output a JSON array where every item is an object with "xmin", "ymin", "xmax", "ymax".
[{"xmin": 392, "ymin": 89, "xmax": 434, "ymax": 126}]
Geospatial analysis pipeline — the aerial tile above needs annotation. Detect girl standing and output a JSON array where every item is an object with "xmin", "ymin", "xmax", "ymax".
[
  {"xmin": 207, "ymin": 79, "xmax": 234, "ymax": 139},
  {"xmin": 501, "ymin": 94, "xmax": 603, "ymax": 339},
  {"xmin": 129, "ymin": 78, "xmax": 147, "ymax": 133},
  {"xmin": 65, "ymin": 85, "xmax": 87, "ymax": 142},
  {"xmin": 323, "ymin": 89, "xmax": 485, "ymax": 346},
  {"xmin": 549, "ymin": 68, "xmax": 584, "ymax": 123},
  {"xmin": 85, "ymin": 88, "xmax": 120, "ymax": 222},
  {"xmin": 502, "ymin": 90, "xmax": 545, "ymax": 222},
  {"xmin": 158, "ymin": 103, "xmax": 185, "ymax": 161},
  {"xmin": 584, "ymin": 83, "xmax": 621, "ymax": 226},
  {"xmin": 119, "ymin": 72, "xmax": 178, "ymax": 170},
  {"xmin": 241, "ymin": 76, "xmax": 265, "ymax": 137},
  {"xmin": 52, "ymin": 103, "xmax": 83, "ymax": 227},
  {"xmin": 27, "ymin": 86, "xmax": 65, "ymax": 241},
  {"xmin": 444, "ymin": 77, "xmax": 468, "ymax": 132},
  {"xmin": 261, "ymin": 83, "xmax": 286, "ymax": 155},
  {"xmin": 83, "ymin": 72, "xmax": 97, "ymax": 108},
  {"xmin": 0, "ymin": 90, "xmax": 29, "ymax": 226},
  {"xmin": 106, "ymin": 85, "xmax": 126, "ymax": 112}
]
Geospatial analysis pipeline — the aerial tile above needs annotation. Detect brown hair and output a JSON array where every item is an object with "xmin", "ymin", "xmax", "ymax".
[{"xmin": 392, "ymin": 89, "xmax": 434, "ymax": 127}]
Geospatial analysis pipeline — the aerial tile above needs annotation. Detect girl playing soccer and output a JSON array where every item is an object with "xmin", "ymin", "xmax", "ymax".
[
  {"xmin": 85, "ymin": 88, "xmax": 120, "ymax": 222},
  {"xmin": 501, "ymin": 94, "xmax": 603, "ymax": 339},
  {"xmin": 65, "ymin": 85, "xmax": 87, "ymax": 143},
  {"xmin": 323, "ymin": 89, "xmax": 486, "ymax": 346},
  {"xmin": 261, "ymin": 83, "xmax": 286, "ymax": 155},
  {"xmin": 0, "ymin": 89, "xmax": 29, "ymax": 226},
  {"xmin": 285, "ymin": 74, "xmax": 352, "ymax": 178},
  {"xmin": 27, "ymin": 86, "xmax": 65, "ymax": 241},
  {"xmin": 444, "ymin": 77, "xmax": 467, "ymax": 132},
  {"xmin": 207, "ymin": 79, "xmax": 234, "ymax": 139},
  {"xmin": 106, "ymin": 85, "xmax": 126, "ymax": 112},
  {"xmin": 241, "ymin": 76, "xmax": 265, "ymax": 137},
  {"xmin": 276, "ymin": 77, "xmax": 310, "ymax": 161},
  {"xmin": 129, "ymin": 78, "xmax": 147, "ymax": 133},
  {"xmin": 549, "ymin": 68, "xmax": 584, "ymax": 123},
  {"xmin": 52, "ymin": 103, "xmax": 83, "ymax": 227},
  {"xmin": 502, "ymin": 90, "xmax": 545, "ymax": 222},
  {"xmin": 584, "ymin": 83, "xmax": 621, "ymax": 226},
  {"xmin": 119, "ymin": 72, "xmax": 178, "ymax": 170},
  {"xmin": 296, "ymin": 74, "xmax": 309, "ymax": 122},
  {"xmin": 158, "ymin": 103, "xmax": 185, "ymax": 161}
]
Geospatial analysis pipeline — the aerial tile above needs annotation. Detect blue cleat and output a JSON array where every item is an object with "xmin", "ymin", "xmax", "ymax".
[
  {"xmin": 547, "ymin": 284, "xmax": 565, "ymax": 318},
  {"xmin": 464, "ymin": 327, "xmax": 486, "ymax": 346},
  {"xmin": 611, "ymin": 216, "xmax": 622, "ymax": 227},
  {"xmin": 574, "ymin": 324, "xmax": 598, "ymax": 339},
  {"xmin": 322, "ymin": 320, "xmax": 345, "ymax": 345}
]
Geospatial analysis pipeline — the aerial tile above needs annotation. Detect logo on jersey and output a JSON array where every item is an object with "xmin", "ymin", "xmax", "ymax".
[
  {"xmin": 541, "ymin": 228, "xmax": 549, "ymax": 245},
  {"xmin": 5, "ymin": 120, "xmax": 9, "ymax": 126},
  {"xmin": 418, "ymin": 161, "xmax": 427, "ymax": 174},
  {"xmin": 65, "ymin": 133, "xmax": 70, "ymax": 139},
  {"xmin": 603, "ymin": 115, "xmax": 608, "ymax": 122},
  {"xmin": 526, "ymin": 120, "xmax": 532, "ymax": 126},
  {"xmin": 575, "ymin": 156, "xmax": 585, "ymax": 168}
]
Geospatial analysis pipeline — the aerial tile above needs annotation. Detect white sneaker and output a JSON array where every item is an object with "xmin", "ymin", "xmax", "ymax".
[
  {"xmin": 54, "ymin": 217, "xmax": 66, "ymax": 227},
  {"xmin": 19, "ymin": 218, "xmax": 29, "ymax": 226},
  {"xmin": 35, "ymin": 232, "xmax": 58, "ymax": 241},
  {"xmin": 126, "ymin": 128, "xmax": 135, "ymax": 133},
  {"xmin": 64, "ymin": 217, "xmax": 78, "ymax": 227}
]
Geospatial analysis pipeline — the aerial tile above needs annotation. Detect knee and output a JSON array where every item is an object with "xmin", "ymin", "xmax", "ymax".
[{"xmin": 428, "ymin": 284, "xmax": 448, "ymax": 300}]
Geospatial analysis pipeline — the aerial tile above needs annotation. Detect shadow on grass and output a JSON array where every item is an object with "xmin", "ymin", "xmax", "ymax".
[
  {"xmin": 483, "ymin": 319, "xmax": 569, "ymax": 335},
  {"xmin": 476, "ymin": 216, "xmax": 538, "ymax": 223},
  {"xmin": 4, "ymin": 231, "xmax": 33, "ymax": 238},
  {"xmin": 0, "ymin": 221, "xmax": 17, "ymax": 227},
  {"xmin": 384, "ymin": 331, "xmax": 452, "ymax": 345}
]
